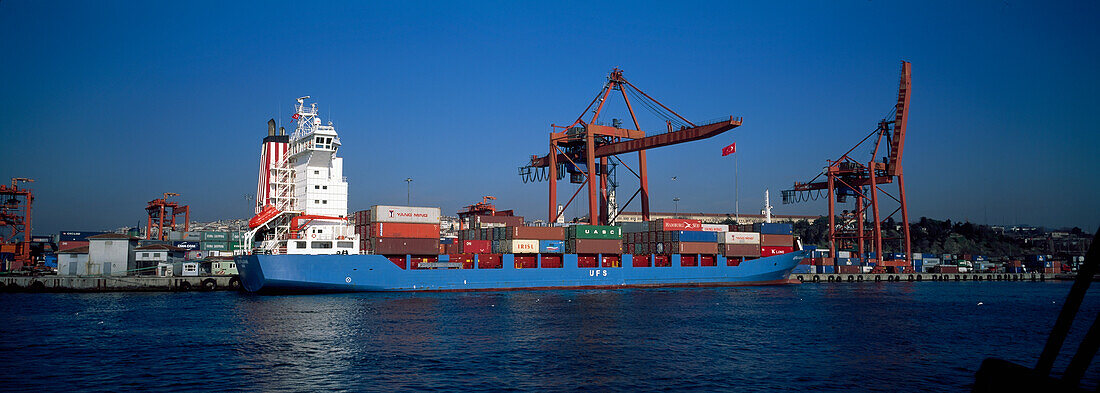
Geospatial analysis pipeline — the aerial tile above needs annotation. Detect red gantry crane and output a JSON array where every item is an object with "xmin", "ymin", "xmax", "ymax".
[
  {"xmin": 520, "ymin": 68, "xmax": 742, "ymax": 225},
  {"xmin": 0, "ymin": 178, "xmax": 34, "ymax": 270},
  {"xmin": 781, "ymin": 61, "xmax": 912, "ymax": 268},
  {"xmin": 146, "ymin": 192, "xmax": 190, "ymax": 241}
]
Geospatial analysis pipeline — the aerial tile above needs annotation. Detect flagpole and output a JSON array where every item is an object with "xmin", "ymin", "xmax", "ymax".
[{"xmin": 735, "ymin": 151, "xmax": 739, "ymax": 220}]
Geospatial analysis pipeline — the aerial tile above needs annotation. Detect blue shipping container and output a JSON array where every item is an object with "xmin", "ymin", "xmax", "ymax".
[
  {"xmin": 836, "ymin": 258, "xmax": 856, "ymax": 266},
  {"xmin": 440, "ymin": 238, "xmax": 454, "ymax": 245},
  {"xmin": 58, "ymin": 231, "xmax": 107, "ymax": 242},
  {"xmin": 816, "ymin": 265, "xmax": 835, "ymax": 274},
  {"xmin": 673, "ymin": 231, "xmax": 718, "ymax": 242},
  {"xmin": 174, "ymin": 241, "xmax": 200, "ymax": 250},
  {"xmin": 792, "ymin": 265, "xmax": 813, "ymax": 274},
  {"xmin": 44, "ymin": 256, "xmax": 58, "ymax": 268},
  {"xmin": 757, "ymin": 223, "xmax": 793, "ymax": 235},
  {"xmin": 539, "ymin": 240, "xmax": 564, "ymax": 253}
]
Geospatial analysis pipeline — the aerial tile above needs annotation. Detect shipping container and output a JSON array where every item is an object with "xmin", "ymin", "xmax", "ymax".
[
  {"xmin": 539, "ymin": 240, "xmax": 564, "ymax": 253},
  {"xmin": 792, "ymin": 265, "xmax": 814, "ymax": 274},
  {"xmin": 756, "ymin": 222, "xmax": 793, "ymax": 235},
  {"xmin": 499, "ymin": 239, "xmax": 540, "ymax": 254},
  {"xmin": 58, "ymin": 231, "xmax": 107, "ymax": 242},
  {"xmin": 667, "ymin": 230, "xmax": 717, "ymax": 243},
  {"xmin": 837, "ymin": 251, "xmax": 852, "ymax": 258},
  {"xmin": 58, "ymin": 241, "xmax": 89, "ymax": 251},
  {"xmin": 371, "ymin": 222, "xmax": 440, "ymax": 239},
  {"xmin": 567, "ymin": 225, "xmax": 622, "ymax": 239},
  {"xmin": 935, "ymin": 265, "xmax": 959, "ymax": 273},
  {"xmin": 202, "ymin": 231, "xmax": 230, "ymax": 242},
  {"xmin": 719, "ymin": 231, "xmax": 759, "ymax": 244},
  {"xmin": 760, "ymin": 234, "xmax": 793, "ymax": 247},
  {"xmin": 567, "ymin": 239, "xmax": 622, "ymax": 254},
  {"xmin": 700, "ymin": 224, "xmax": 729, "ymax": 232},
  {"xmin": 672, "ymin": 242, "xmax": 718, "ymax": 254},
  {"xmin": 818, "ymin": 265, "xmax": 836, "ymax": 274},
  {"xmin": 838, "ymin": 265, "xmax": 861, "ymax": 274},
  {"xmin": 722, "ymin": 243, "xmax": 760, "ymax": 257},
  {"xmin": 619, "ymin": 222, "xmax": 649, "ymax": 233},
  {"xmin": 371, "ymin": 205, "xmax": 442, "ymax": 224},
  {"xmin": 173, "ymin": 241, "xmax": 200, "ymax": 250},
  {"xmin": 201, "ymin": 241, "xmax": 229, "ymax": 251},
  {"xmin": 761, "ymin": 246, "xmax": 794, "ymax": 257},
  {"xmin": 472, "ymin": 215, "xmax": 524, "ymax": 228},
  {"xmin": 650, "ymin": 219, "xmax": 703, "ymax": 231},
  {"xmin": 372, "ymin": 238, "xmax": 440, "ymax": 255},
  {"xmin": 505, "ymin": 226, "xmax": 565, "ymax": 240}
]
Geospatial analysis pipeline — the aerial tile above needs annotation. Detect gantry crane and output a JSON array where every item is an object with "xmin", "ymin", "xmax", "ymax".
[
  {"xmin": 0, "ymin": 178, "xmax": 34, "ymax": 270},
  {"xmin": 519, "ymin": 68, "xmax": 742, "ymax": 225},
  {"xmin": 781, "ymin": 61, "xmax": 912, "ymax": 267},
  {"xmin": 146, "ymin": 192, "xmax": 190, "ymax": 241}
]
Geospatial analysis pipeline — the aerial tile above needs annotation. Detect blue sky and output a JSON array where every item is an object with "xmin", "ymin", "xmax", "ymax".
[{"xmin": 1, "ymin": 1, "xmax": 1097, "ymax": 234}]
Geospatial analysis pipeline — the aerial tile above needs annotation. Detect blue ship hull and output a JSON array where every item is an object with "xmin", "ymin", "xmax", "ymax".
[{"xmin": 236, "ymin": 252, "xmax": 807, "ymax": 293}]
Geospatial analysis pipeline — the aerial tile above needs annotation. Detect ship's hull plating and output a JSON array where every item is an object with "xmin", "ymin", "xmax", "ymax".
[{"xmin": 236, "ymin": 252, "xmax": 807, "ymax": 293}]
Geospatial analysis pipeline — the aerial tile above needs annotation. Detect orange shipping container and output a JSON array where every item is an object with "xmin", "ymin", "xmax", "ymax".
[
  {"xmin": 371, "ymin": 222, "xmax": 440, "ymax": 239},
  {"xmin": 760, "ymin": 234, "xmax": 793, "ymax": 247}
]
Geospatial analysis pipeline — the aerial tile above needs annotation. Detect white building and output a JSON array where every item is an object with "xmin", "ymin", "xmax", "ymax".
[
  {"xmin": 57, "ymin": 246, "xmax": 89, "ymax": 276},
  {"xmin": 135, "ymin": 244, "xmax": 186, "ymax": 275},
  {"xmin": 86, "ymin": 233, "xmax": 139, "ymax": 276}
]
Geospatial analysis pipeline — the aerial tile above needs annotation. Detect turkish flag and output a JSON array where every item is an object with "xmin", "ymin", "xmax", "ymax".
[{"xmin": 722, "ymin": 142, "xmax": 736, "ymax": 156}]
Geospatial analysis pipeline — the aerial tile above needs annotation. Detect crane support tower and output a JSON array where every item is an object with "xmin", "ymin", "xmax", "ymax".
[
  {"xmin": 146, "ymin": 192, "xmax": 190, "ymax": 241},
  {"xmin": 519, "ymin": 68, "xmax": 742, "ymax": 225},
  {"xmin": 0, "ymin": 178, "xmax": 35, "ymax": 270},
  {"xmin": 781, "ymin": 61, "xmax": 912, "ymax": 268}
]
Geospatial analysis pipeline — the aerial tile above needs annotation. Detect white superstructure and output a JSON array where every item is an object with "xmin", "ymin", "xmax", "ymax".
[{"xmin": 248, "ymin": 97, "xmax": 359, "ymax": 255}]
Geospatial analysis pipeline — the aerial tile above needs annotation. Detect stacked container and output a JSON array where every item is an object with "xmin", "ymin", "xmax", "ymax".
[
  {"xmin": 719, "ymin": 231, "xmax": 760, "ymax": 258},
  {"xmin": 493, "ymin": 226, "xmax": 565, "ymax": 254},
  {"xmin": 565, "ymin": 225, "xmax": 622, "ymax": 254},
  {"xmin": 758, "ymin": 223, "xmax": 794, "ymax": 257},
  {"xmin": 364, "ymin": 205, "xmax": 441, "ymax": 255}
]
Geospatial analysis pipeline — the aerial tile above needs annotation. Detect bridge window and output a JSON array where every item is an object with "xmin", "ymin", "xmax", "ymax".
[
  {"xmin": 337, "ymin": 241, "xmax": 354, "ymax": 248},
  {"xmin": 311, "ymin": 241, "xmax": 333, "ymax": 249},
  {"xmin": 295, "ymin": 241, "xmax": 306, "ymax": 248}
]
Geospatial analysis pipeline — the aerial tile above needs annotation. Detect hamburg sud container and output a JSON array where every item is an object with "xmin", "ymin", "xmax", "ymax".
[
  {"xmin": 370, "ymin": 205, "xmax": 442, "ymax": 224},
  {"xmin": 650, "ymin": 219, "xmax": 702, "ymax": 231}
]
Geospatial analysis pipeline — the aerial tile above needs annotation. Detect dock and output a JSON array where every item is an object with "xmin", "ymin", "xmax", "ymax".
[
  {"xmin": 793, "ymin": 272, "xmax": 1057, "ymax": 283},
  {"xmin": 0, "ymin": 275, "xmax": 240, "ymax": 292}
]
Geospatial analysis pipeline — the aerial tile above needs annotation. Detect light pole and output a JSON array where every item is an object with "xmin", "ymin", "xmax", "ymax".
[
  {"xmin": 673, "ymin": 198, "xmax": 680, "ymax": 218},
  {"xmin": 405, "ymin": 178, "xmax": 412, "ymax": 205}
]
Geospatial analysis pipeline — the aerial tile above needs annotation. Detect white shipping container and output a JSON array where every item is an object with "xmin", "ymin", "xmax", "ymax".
[
  {"xmin": 700, "ymin": 224, "xmax": 729, "ymax": 232},
  {"xmin": 861, "ymin": 266, "xmax": 873, "ymax": 273},
  {"xmin": 838, "ymin": 251, "xmax": 852, "ymax": 258},
  {"xmin": 721, "ymin": 232, "xmax": 760, "ymax": 244},
  {"xmin": 503, "ymin": 239, "xmax": 539, "ymax": 254},
  {"xmin": 370, "ymin": 205, "xmax": 442, "ymax": 223}
]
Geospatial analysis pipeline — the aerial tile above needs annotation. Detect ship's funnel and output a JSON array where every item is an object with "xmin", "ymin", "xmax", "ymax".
[
  {"xmin": 279, "ymin": 126, "xmax": 286, "ymax": 136},
  {"xmin": 267, "ymin": 119, "xmax": 277, "ymax": 136}
]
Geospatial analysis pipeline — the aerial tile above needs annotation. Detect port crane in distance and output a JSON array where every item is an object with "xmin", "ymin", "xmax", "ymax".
[
  {"xmin": 0, "ymin": 178, "xmax": 35, "ymax": 270},
  {"xmin": 519, "ymin": 68, "xmax": 743, "ymax": 226},
  {"xmin": 146, "ymin": 192, "xmax": 190, "ymax": 241},
  {"xmin": 781, "ymin": 61, "xmax": 912, "ymax": 268}
]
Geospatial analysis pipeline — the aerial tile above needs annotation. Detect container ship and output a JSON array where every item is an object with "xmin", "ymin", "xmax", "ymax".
[{"xmin": 236, "ymin": 97, "xmax": 806, "ymax": 293}]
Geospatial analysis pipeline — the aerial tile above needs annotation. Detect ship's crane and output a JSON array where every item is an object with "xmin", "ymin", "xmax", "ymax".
[
  {"xmin": 0, "ymin": 178, "xmax": 34, "ymax": 270},
  {"xmin": 781, "ymin": 61, "xmax": 912, "ymax": 267},
  {"xmin": 519, "ymin": 68, "xmax": 742, "ymax": 225},
  {"xmin": 146, "ymin": 192, "xmax": 190, "ymax": 241}
]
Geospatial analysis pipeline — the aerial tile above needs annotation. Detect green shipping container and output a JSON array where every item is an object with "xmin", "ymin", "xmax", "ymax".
[
  {"xmin": 229, "ymin": 232, "xmax": 246, "ymax": 241},
  {"xmin": 567, "ymin": 225, "xmax": 622, "ymax": 240},
  {"xmin": 230, "ymin": 243, "xmax": 249, "ymax": 251},
  {"xmin": 201, "ymin": 241, "xmax": 229, "ymax": 251},
  {"xmin": 202, "ymin": 231, "xmax": 230, "ymax": 241}
]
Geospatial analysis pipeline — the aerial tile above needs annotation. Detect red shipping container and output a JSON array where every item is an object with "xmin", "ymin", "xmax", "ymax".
[
  {"xmin": 410, "ymin": 255, "xmax": 439, "ymax": 270},
  {"xmin": 514, "ymin": 255, "xmax": 538, "ymax": 269},
  {"xmin": 760, "ymin": 246, "xmax": 794, "ymax": 257},
  {"xmin": 601, "ymin": 255, "xmax": 621, "ymax": 268},
  {"xmin": 371, "ymin": 222, "xmax": 439, "ymax": 239},
  {"xmin": 59, "ymin": 241, "xmax": 89, "ymax": 251},
  {"xmin": 570, "ymin": 239, "xmax": 621, "ymax": 254},
  {"xmin": 700, "ymin": 255, "xmax": 717, "ymax": 266},
  {"xmin": 449, "ymin": 254, "xmax": 475, "ymax": 269},
  {"xmin": 632, "ymin": 254, "xmax": 651, "ymax": 267},
  {"xmin": 578, "ymin": 255, "xmax": 598, "ymax": 268},
  {"xmin": 387, "ymin": 256, "xmax": 406, "ymax": 269},
  {"xmin": 541, "ymin": 254, "xmax": 563, "ymax": 268},
  {"xmin": 462, "ymin": 240, "xmax": 491, "ymax": 254},
  {"xmin": 478, "ymin": 254, "xmax": 503, "ymax": 269},
  {"xmin": 726, "ymin": 256, "xmax": 743, "ymax": 266},
  {"xmin": 371, "ymin": 238, "xmax": 440, "ymax": 255},
  {"xmin": 723, "ymin": 243, "xmax": 761, "ymax": 257},
  {"xmin": 651, "ymin": 218, "xmax": 703, "ymax": 231},
  {"xmin": 935, "ymin": 265, "xmax": 959, "ymax": 273},
  {"xmin": 838, "ymin": 265, "xmax": 861, "ymax": 274},
  {"xmin": 654, "ymin": 255, "xmax": 671, "ymax": 267},
  {"xmin": 673, "ymin": 242, "xmax": 718, "ymax": 254},
  {"xmin": 680, "ymin": 255, "xmax": 698, "ymax": 267}
]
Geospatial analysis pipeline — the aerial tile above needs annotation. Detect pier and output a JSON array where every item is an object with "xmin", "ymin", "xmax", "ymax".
[
  {"xmin": 0, "ymin": 275, "xmax": 240, "ymax": 292},
  {"xmin": 793, "ymin": 272, "xmax": 1057, "ymax": 283}
]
